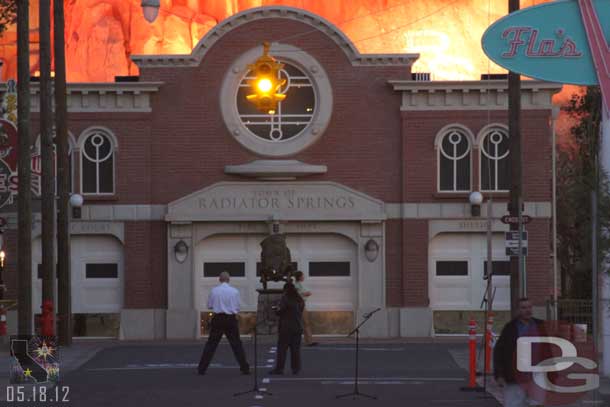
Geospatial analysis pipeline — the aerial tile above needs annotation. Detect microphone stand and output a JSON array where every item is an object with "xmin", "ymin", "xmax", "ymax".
[
  {"xmin": 336, "ymin": 308, "xmax": 381, "ymax": 400},
  {"xmin": 234, "ymin": 320, "xmax": 272, "ymax": 398}
]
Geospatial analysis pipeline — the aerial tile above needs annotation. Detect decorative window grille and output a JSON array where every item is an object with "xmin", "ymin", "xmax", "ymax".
[
  {"xmin": 236, "ymin": 62, "xmax": 315, "ymax": 142},
  {"xmin": 81, "ymin": 131, "xmax": 115, "ymax": 194},
  {"xmin": 438, "ymin": 129, "xmax": 471, "ymax": 191},
  {"xmin": 480, "ymin": 127, "xmax": 510, "ymax": 191}
]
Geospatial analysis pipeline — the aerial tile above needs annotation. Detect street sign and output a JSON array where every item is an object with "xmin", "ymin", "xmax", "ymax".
[
  {"xmin": 501, "ymin": 215, "xmax": 532, "ymax": 225},
  {"xmin": 505, "ymin": 231, "xmax": 528, "ymax": 241},
  {"xmin": 505, "ymin": 231, "xmax": 528, "ymax": 256},
  {"xmin": 506, "ymin": 247, "xmax": 528, "ymax": 257},
  {"xmin": 481, "ymin": 0, "xmax": 601, "ymax": 85}
]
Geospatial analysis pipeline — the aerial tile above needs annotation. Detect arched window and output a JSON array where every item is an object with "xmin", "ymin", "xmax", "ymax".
[
  {"xmin": 479, "ymin": 126, "xmax": 510, "ymax": 192},
  {"xmin": 79, "ymin": 129, "xmax": 116, "ymax": 195},
  {"xmin": 436, "ymin": 126, "xmax": 472, "ymax": 192}
]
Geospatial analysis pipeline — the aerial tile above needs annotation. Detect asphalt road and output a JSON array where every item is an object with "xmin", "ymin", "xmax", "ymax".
[{"xmin": 4, "ymin": 340, "xmax": 501, "ymax": 407}]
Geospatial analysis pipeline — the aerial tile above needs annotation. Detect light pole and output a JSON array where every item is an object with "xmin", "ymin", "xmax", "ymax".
[{"xmin": 57, "ymin": 193, "xmax": 82, "ymax": 345}]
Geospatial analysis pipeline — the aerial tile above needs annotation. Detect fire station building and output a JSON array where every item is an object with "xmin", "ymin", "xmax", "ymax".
[{"xmin": 3, "ymin": 7, "xmax": 560, "ymax": 339}]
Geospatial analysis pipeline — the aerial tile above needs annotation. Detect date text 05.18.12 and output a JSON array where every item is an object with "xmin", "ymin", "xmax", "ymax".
[{"xmin": 6, "ymin": 385, "xmax": 70, "ymax": 403}]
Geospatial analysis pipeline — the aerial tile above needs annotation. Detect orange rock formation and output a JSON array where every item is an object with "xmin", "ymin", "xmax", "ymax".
[{"xmin": 0, "ymin": 0, "xmax": 552, "ymax": 82}]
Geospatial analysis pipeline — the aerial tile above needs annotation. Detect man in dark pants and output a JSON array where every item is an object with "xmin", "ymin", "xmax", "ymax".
[
  {"xmin": 494, "ymin": 297, "xmax": 549, "ymax": 407},
  {"xmin": 198, "ymin": 272, "xmax": 250, "ymax": 375}
]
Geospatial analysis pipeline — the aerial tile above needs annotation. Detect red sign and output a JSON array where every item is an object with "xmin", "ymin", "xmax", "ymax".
[{"xmin": 501, "ymin": 215, "xmax": 532, "ymax": 225}]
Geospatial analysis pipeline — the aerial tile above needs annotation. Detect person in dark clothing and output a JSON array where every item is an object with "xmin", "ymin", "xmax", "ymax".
[
  {"xmin": 269, "ymin": 282, "xmax": 305, "ymax": 375},
  {"xmin": 493, "ymin": 297, "xmax": 550, "ymax": 407}
]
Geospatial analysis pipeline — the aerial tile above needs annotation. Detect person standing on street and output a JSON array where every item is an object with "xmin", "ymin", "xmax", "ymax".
[
  {"xmin": 198, "ymin": 271, "xmax": 250, "ymax": 375},
  {"xmin": 294, "ymin": 271, "xmax": 319, "ymax": 346},
  {"xmin": 493, "ymin": 297, "xmax": 550, "ymax": 407},
  {"xmin": 270, "ymin": 282, "xmax": 305, "ymax": 375}
]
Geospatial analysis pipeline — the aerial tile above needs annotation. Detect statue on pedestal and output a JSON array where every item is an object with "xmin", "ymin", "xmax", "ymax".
[
  {"xmin": 259, "ymin": 233, "xmax": 294, "ymax": 290},
  {"xmin": 256, "ymin": 228, "xmax": 294, "ymax": 335}
]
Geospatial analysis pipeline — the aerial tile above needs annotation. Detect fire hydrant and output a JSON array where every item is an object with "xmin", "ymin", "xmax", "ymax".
[{"xmin": 39, "ymin": 300, "xmax": 54, "ymax": 337}]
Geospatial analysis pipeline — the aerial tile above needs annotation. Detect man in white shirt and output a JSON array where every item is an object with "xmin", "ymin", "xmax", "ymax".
[{"xmin": 198, "ymin": 272, "xmax": 250, "ymax": 375}]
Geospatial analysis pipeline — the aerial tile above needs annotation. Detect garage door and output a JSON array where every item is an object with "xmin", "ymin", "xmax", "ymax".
[
  {"xmin": 33, "ymin": 235, "xmax": 124, "ymax": 313},
  {"xmin": 195, "ymin": 233, "xmax": 357, "ymax": 314},
  {"xmin": 429, "ymin": 233, "xmax": 510, "ymax": 310}
]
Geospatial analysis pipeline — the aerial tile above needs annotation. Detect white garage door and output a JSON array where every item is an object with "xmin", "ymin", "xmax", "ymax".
[
  {"xmin": 33, "ymin": 235, "xmax": 124, "ymax": 313},
  {"xmin": 429, "ymin": 233, "xmax": 510, "ymax": 311},
  {"xmin": 195, "ymin": 233, "xmax": 357, "ymax": 314}
]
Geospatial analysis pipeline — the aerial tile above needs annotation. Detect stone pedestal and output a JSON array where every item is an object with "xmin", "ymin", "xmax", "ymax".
[{"xmin": 256, "ymin": 289, "xmax": 283, "ymax": 335}]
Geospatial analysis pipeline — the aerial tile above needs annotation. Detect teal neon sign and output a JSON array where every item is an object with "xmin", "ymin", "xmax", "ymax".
[{"xmin": 481, "ymin": 0, "xmax": 610, "ymax": 85}]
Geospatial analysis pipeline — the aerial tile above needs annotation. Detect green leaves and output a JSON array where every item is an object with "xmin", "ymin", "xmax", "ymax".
[{"xmin": 558, "ymin": 86, "xmax": 610, "ymax": 298}]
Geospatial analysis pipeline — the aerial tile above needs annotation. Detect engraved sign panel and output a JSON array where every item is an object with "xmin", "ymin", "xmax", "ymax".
[{"xmin": 167, "ymin": 182, "xmax": 385, "ymax": 221}]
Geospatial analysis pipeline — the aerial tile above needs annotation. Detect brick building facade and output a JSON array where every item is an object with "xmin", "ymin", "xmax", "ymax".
[{"xmin": 2, "ymin": 7, "xmax": 560, "ymax": 339}]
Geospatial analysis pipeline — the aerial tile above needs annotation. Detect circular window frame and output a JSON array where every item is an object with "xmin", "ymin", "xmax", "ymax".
[{"xmin": 220, "ymin": 43, "xmax": 333, "ymax": 157}]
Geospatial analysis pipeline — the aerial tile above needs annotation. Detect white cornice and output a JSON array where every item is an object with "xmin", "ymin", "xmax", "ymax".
[
  {"xmin": 224, "ymin": 160, "xmax": 328, "ymax": 180},
  {"xmin": 131, "ymin": 6, "xmax": 419, "ymax": 68},
  {"xmin": 0, "ymin": 201, "xmax": 551, "ymax": 226},
  {"xmin": 389, "ymin": 80, "xmax": 562, "ymax": 111},
  {"xmin": 0, "ymin": 82, "xmax": 163, "ymax": 113}
]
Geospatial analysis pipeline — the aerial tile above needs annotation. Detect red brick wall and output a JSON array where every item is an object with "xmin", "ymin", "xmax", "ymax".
[
  {"xmin": 403, "ymin": 219, "xmax": 429, "ymax": 306},
  {"xmin": 139, "ymin": 17, "xmax": 410, "ymax": 205},
  {"xmin": 385, "ymin": 219, "xmax": 402, "ymax": 307},
  {"xmin": 123, "ymin": 221, "xmax": 167, "ymax": 309},
  {"xmin": 525, "ymin": 218, "xmax": 553, "ymax": 306},
  {"xmin": 402, "ymin": 109, "xmax": 552, "ymax": 203},
  {"xmin": 27, "ymin": 113, "xmax": 153, "ymax": 205}
]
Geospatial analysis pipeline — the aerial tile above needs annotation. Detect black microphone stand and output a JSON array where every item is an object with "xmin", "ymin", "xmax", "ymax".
[
  {"xmin": 234, "ymin": 320, "xmax": 272, "ymax": 398},
  {"xmin": 336, "ymin": 308, "xmax": 381, "ymax": 400}
]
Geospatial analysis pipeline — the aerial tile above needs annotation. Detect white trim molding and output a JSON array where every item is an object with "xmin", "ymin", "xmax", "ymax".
[
  {"xmin": 131, "ymin": 6, "xmax": 419, "ymax": 69},
  {"xmin": 0, "ymin": 201, "xmax": 551, "ymax": 226},
  {"xmin": 390, "ymin": 80, "xmax": 561, "ymax": 111},
  {"xmin": 0, "ymin": 82, "xmax": 163, "ymax": 113},
  {"xmin": 385, "ymin": 202, "xmax": 551, "ymax": 219}
]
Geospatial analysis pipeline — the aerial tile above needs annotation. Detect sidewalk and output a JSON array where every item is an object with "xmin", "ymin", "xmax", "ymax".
[
  {"xmin": 0, "ymin": 338, "xmax": 113, "ymax": 379},
  {"xmin": 449, "ymin": 347, "xmax": 610, "ymax": 406}
]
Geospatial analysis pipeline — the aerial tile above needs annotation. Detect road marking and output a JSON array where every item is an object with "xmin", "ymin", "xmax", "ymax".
[
  {"xmin": 302, "ymin": 347, "xmax": 407, "ymax": 352},
  {"xmin": 267, "ymin": 377, "xmax": 464, "ymax": 382},
  {"xmin": 322, "ymin": 381, "xmax": 412, "ymax": 385},
  {"xmin": 262, "ymin": 378, "xmax": 270, "ymax": 384},
  {"xmin": 255, "ymin": 395, "xmax": 263, "ymax": 399},
  {"xmin": 87, "ymin": 364, "xmax": 271, "ymax": 371},
  {"xmin": 267, "ymin": 359, "xmax": 275, "ymax": 363}
]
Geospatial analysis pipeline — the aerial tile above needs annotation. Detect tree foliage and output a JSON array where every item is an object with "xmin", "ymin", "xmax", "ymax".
[
  {"xmin": 0, "ymin": 0, "xmax": 15, "ymax": 37},
  {"xmin": 557, "ymin": 86, "xmax": 610, "ymax": 298}
]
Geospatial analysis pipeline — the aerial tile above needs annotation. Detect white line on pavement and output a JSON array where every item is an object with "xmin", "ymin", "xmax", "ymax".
[
  {"xmin": 87, "ymin": 364, "xmax": 271, "ymax": 371},
  {"xmin": 302, "ymin": 347, "xmax": 407, "ymax": 351},
  {"xmin": 266, "ymin": 377, "xmax": 464, "ymax": 382}
]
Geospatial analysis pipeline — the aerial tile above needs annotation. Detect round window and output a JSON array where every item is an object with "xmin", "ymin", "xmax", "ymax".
[
  {"xmin": 220, "ymin": 44, "xmax": 333, "ymax": 157},
  {"xmin": 236, "ymin": 63, "xmax": 316, "ymax": 142}
]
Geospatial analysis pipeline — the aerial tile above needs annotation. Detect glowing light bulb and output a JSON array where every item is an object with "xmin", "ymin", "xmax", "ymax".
[{"xmin": 257, "ymin": 78, "xmax": 273, "ymax": 93}]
